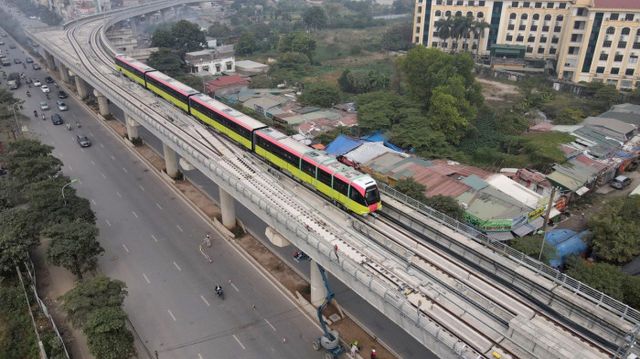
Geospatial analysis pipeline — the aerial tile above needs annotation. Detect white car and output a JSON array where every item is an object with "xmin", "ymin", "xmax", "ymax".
[
  {"xmin": 33, "ymin": 80, "xmax": 41, "ymax": 87},
  {"xmin": 56, "ymin": 100, "xmax": 67, "ymax": 111},
  {"xmin": 39, "ymin": 101, "xmax": 49, "ymax": 110},
  {"xmin": 41, "ymin": 85, "xmax": 50, "ymax": 93}
]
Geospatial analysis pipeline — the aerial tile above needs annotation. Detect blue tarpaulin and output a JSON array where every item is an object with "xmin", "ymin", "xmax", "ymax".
[
  {"xmin": 325, "ymin": 135, "xmax": 363, "ymax": 156},
  {"xmin": 361, "ymin": 131, "xmax": 404, "ymax": 152},
  {"xmin": 545, "ymin": 229, "xmax": 589, "ymax": 268}
]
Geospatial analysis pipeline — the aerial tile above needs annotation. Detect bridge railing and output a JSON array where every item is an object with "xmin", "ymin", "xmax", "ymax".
[{"xmin": 379, "ymin": 182, "xmax": 640, "ymax": 324}]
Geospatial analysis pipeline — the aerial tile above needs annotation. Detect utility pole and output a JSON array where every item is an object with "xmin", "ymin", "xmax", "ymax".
[{"xmin": 538, "ymin": 186, "xmax": 557, "ymax": 261}]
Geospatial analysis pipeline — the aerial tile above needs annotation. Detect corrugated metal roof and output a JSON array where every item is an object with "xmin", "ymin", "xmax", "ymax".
[
  {"xmin": 546, "ymin": 171, "xmax": 584, "ymax": 191},
  {"xmin": 583, "ymin": 116, "xmax": 637, "ymax": 139},
  {"xmin": 462, "ymin": 175, "xmax": 489, "ymax": 190},
  {"xmin": 344, "ymin": 142, "xmax": 399, "ymax": 164},
  {"xmin": 486, "ymin": 174, "xmax": 544, "ymax": 208},
  {"xmin": 599, "ymin": 111, "xmax": 640, "ymax": 126}
]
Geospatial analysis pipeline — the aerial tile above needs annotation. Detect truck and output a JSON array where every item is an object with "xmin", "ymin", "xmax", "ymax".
[{"xmin": 7, "ymin": 72, "xmax": 20, "ymax": 90}]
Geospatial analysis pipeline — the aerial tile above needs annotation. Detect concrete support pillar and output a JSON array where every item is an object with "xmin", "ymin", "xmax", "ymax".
[
  {"xmin": 58, "ymin": 63, "xmax": 70, "ymax": 83},
  {"xmin": 125, "ymin": 114, "xmax": 139, "ymax": 140},
  {"xmin": 310, "ymin": 260, "xmax": 328, "ymax": 307},
  {"xmin": 74, "ymin": 76, "xmax": 88, "ymax": 99},
  {"xmin": 44, "ymin": 51, "xmax": 56, "ymax": 70},
  {"xmin": 162, "ymin": 143, "xmax": 179, "ymax": 178},
  {"xmin": 219, "ymin": 187, "xmax": 236, "ymax": 230},
  {"xmin": 94, "ymin": 90, "xmax": 110, "ymax": 116}
]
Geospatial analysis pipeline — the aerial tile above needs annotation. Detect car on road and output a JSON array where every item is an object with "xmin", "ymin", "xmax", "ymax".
[
  {"xmin": 0, "ymin": 41, "xmax": 4, "ymax": 45},
  {"xmin": 56, "ymin": 100, "xmax": 67, "ymax": 111},
  {"xmin": 58, "ymin": 90, "xmax": 68, "ymax": 99},
  {"xmin": 33, "ymin": 79, "xmax": 41, "ymax": 87},
  {"xmin": 76, "ymin": 135, "xmax": 91, "ymax": 147},
  {"xmin": 9, "ymin": 44, "xmax": 15, "ymax": 49},
  {"xmin": 51, "ymin": 113, "xmax": 63, "ymax": 125},
  {"xmin": 41, "ymin": 84, "xmax": 50, "ymax": 93},
  {"xmin": 25, "ymin": 57, "xmax": 33, "ymax": 63},
  {"xmin": 40, "ymin": 101, "xmax": 49, "ymax": 110},
  {"xmin": 611, "ymin": 175, "xmax": 632, "ymax": 190},
  {"xmin": 13, "ymin": 58, "xmax": 21, "ymax": 64},
  {"xmin": 28, "ymin": 16, "xmax": 37, "ymax": 20},
  {"xmin": 32, "ymin": 63, "xmax": 40, "ymax": 70},
  {"xmin": 45, "ymin": 76, "xmax": 54, "ymax": 83}
]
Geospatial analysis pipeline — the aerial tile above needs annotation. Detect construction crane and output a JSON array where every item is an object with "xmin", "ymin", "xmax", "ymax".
[{"xmin": 312, "ymin": 264, "xmax": 345, "ymax": 359}]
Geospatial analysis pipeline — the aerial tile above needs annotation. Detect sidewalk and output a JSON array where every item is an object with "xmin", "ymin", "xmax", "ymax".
[{"xmin": 104, "ymin": 118, "xmax": 396, "ymax": 359}]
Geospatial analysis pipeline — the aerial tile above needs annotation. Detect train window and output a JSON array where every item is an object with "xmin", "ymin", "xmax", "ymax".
[
  {"xmin": 333, "ymin": 177, "xmax": 349, "ymax": 196},
  {"xmin": 301, "ymin": 160, "xmax": 316, "ymax": 177},
  {"xmin": 281, "ymin": 150, "xmax": 300, "ymax": 167},
  {"xmin": 317, "ymin": 168, "xmax": 332, "ymax": 186},
  {"xmin": 365, "ymin": 186, "xmax": 380, "ymax": 204},
  {"xmin": 349, "ymin": 186, "xmax": 367, "ymax": 206}
]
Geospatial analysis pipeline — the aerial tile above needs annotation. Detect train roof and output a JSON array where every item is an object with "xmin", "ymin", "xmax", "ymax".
[
  {"xmin": 190, "ymin": 94, "xmax": 267, "ymax": 130},
  {"xmin": 145, "ymin": 71, "xmax": 200, "ymax": 96},
  {"xmin": 115, "ymin": 55, "xmax": 156, "ymax": 73}
]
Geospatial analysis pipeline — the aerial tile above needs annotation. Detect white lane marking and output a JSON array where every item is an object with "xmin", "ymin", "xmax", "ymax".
[
  {"xmin": 78, "ymin": 180, "xmax": 82, "ymax": 185},
  {"xmin": 167, "ymin": 310, "xmax": 176, "ymax": 322},
  {"xmin": 116, "ymin": 191, "xmax": 122, "ymax": 198},
  {"xmin": 89, "ymin": 131, "xmax": 95, "ymax": 136},
  {"xmin": 142, "ymin": 273, "xmax": 150, "ymax": 284},
  {"xmin": 68, "ymin": 165, "xmax": 72, "ymax": 171},
  {"xmin": 131, "ymin": 211, "xmax": 138, "ymax": 218},
  {"xmin": 173, "ymin": 261, "xmax": 182, "ymax": 271},
  {"xmin": 200, "ymin": 295, "xmax": 210, "ymax": 307},
  {"xmin": 90, "ymin": 160, "xmax": 95, "ymax": 165},
  {"xmin": 80, "ymin": 148, "xmax": 85, "ymax": 153},
  {"xmin": 155, "ymin": 202, "xmax": 163, "ymax": 209},
  {"xmin": 122, "ymin": 244, "xmax": 130, "ymax": 253},
  {"xmin": 122, "ymin": 167, "xmax": 128, "ymax": 173},
  {"xmin": 91, "ymin": 199, "xmax": 96, "ymax": 205},
  {"xmin": 100, "ymin": 172, "xmax": 106, "ymax": 179},
  {"xmin": 138, "ymin": 184, "xmax": 145, "ymax": 191},
  {"xmin": 198, "ymin": 354, "xmax": 203, "ymax": 359},
  {"xmin": 176, "ymin": 224, "xmax": 184, "ymax": 232},
  {"xmin": 232, "ymin": 335, "xmax": 245, "ymax": 350},
  {"xmin": 110, "ymin": 155, "xmax": 115, "ymax": 160},
  {"xmin": 105, "ymin": 219, "xmax": 112, "ymax": 227},
  {"xmin": 231, "ymin": 283, "xmax": 240, "ymax": 292},
  {"xmin": 151, "ymin": 234, "xmax": 159, "ymax": 243},
  {"xmin": 99, "ymin": 143, "xmax": 104, "ymax": 148},
  {"xmin": 264, "ymin": 319, "xmax": 276, "ymax": 331}
]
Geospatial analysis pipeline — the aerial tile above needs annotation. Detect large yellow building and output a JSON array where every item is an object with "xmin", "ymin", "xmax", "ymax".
[{"xmin": 412, "ymin": 0, "xmax": 640, "ymax": 89}]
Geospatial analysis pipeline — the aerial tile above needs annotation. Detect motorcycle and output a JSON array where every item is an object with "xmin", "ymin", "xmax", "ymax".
[
  {"xmin": 33, "ymin": 110, "xmax": 38, "ymax": 118},
  {"xmin": 76, "ymin": 121, "xmax": 81, "ymax": 128},
  {"xmin": 26, "ymin": 91, "xmax": 30, "ymax": 97},
  {"xmin": 214, "ymin": 286, "xmax": 224, "ymax": 300},
  {"xmin": 66, "ymin": 123, "xmax": 72, "ymax": 131}
]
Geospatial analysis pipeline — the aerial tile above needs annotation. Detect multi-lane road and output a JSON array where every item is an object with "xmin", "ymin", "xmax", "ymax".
[{"xmin": 0, "ymin": 22, "xmax": 433, "ymax": 359}]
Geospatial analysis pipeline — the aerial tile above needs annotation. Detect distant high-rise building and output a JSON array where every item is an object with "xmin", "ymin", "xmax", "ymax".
[{"xmin": 412, "ymin": 0, "xmax": 640, "ymax": 90}]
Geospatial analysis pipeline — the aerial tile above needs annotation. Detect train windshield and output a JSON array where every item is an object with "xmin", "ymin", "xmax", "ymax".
[{"xmin": 365, "ymin": 185, "xmax": 380, "ymax": 205}]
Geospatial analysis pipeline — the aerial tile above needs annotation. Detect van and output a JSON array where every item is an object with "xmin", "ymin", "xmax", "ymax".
[{"xmin": 611, "ymin": 175, "xmax": 632, "ymax": 190}]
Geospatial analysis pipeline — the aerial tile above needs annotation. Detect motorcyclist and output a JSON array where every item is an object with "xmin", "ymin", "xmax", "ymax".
[
  {"xmin": 26, "ymin": 90, "xmax": 30, "ymax": 97},
  {"xmin": 33, "ymin": 110, "xmax": 37, "ymax": 117},
  {"xmin": 215, "ymin": 285, "xmax": 223, "ymax": 296}
]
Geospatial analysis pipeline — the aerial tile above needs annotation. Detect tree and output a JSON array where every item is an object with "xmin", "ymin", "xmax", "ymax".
[
  {"xmin": 84, "ymin": 307, "xmax": 136, "ymax": 359},
  {"xmin": 381, "ymin": 22, "xmax": 413, "ymax": 51},
  {"xmin": 0, "ymin": 286, "xmax": 39, "ymax": 358},
  {"xmin": 147, "ymin": 48, "xmax": 184, "ymax": 77},
  {"xmin": 554, "ymin": 107, "xmax": 584, "ymax": 125},
  {"xmin": 434, "ymin": 17, "xmax": 453, "ymax": 49},
  {"xmin": 622, "ymin": 276, "xmax": 640, "ymax": 310},
  {"xmin": 426, "ymin": 88, "xmax": 470, "ymax": 144},
  {"xmin": 593, "ymin": 85, "xmax": 620, "ymax": 112},
  {"xmin": 207, "ymin": 22, "xmax": 232, "ymax": 39},
  {"xmin": 394, "ymin": 178, "xmax": 428, "ymax": 202},
  {"xmin": 24, "ymin": 178, "xmax": 96, "ymax": 227},
  {"xmin": 588, "ymin": 196, "xmax": 640, "ymax": 264},
  {"xmin": 424, "ymin": 195, "xmax": 465, "ymax": 220},
  {"xmin": 298, "ymin": 83, "xmax": 340, "ymax": 107},
  {"xmin": 150, "ymin": 26, "xmax": 175, "ymax": 49},
  {"xmin": 60, "ymin": 276, "xmax": 127, "ymax": 329},
  {"xmin": 277, "ymin": 52, "xmax": 310, "ymax": 68},
  {"xmin": 2, "ymin": 139, "xmax": 62, "ymax": 185},
  {"xmin": 0, "ymin": 208, "xmax": 40, "ymax": 275},
  {"xmin": 338, "ymin": 70, "xmax": 389, "ymax": 94},
  {"xmin": 278, "ymin": 32, "xmax": 317, "ymax": 62},
  {"xmin": 302, "ymin": 6, "xmax": 328, "ymax": 31},
  {"xmin": 171, "ymin": 20, "xmax": 206, "ymax": 53},
  {"xmin": 44, "ymin": 221, "xmax": 103, "ymax": 279},
  {"xmin": 565, "ymin": 257, "xmax": 626, "ymax": 301},
  {"xmin": 235, "ymin": 32, "xmax": 258, "ymax": 55},
  {"xmin": 510, "ymin": 234, "xmax": 556, "ymax": 263}
]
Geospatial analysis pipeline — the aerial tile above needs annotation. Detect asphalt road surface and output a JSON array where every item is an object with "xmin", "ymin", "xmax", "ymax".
[{"xmin": 0, "ymin": 30, "xmax": 435, "ymax": 359}]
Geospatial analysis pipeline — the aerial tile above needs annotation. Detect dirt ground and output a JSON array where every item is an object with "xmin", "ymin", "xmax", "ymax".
[{"xmin": 476, "ymin": 77, "xmax": 521, "ymax": 103}]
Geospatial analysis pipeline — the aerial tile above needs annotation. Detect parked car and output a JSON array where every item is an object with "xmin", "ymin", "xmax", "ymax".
[
  {"xmin": 611, "ymin": 175, "xmax": 632, "ymax": 190},
  {"xmin": 51, "ymin": 113, "xmax": 63, "ymax": 125},
  {"xmin": 76, "ymin": 135, "xmax": 91, "ymax": 147},
  {"xmin": 8, "ymin": 44, "xmax": 15, "ymax": 49},
  {"xmin": 58, "ymin": 90, "xmax": 68, "ymax": 99},
  {"xmin": 33, "ymin": 79, "xmax": 41, "ymax": 86},
  {"xmin": 25, "ymin": 57, "xmax": 33, "ymax": 63},
  {"xmin": 40, "ymin": 101, "xmax": 49, "ymax": 110},
  {"xmin": 56, "ymin": 100, "xmax": 67, "ymax": 111},
  {"xmin": 41, "ymin": 84, "xmax": 50, "ymax": 93},
  {"xmin": 13, "ymin": 58, "xmax": 21, "ymax": 64},
  {"xmin": 45, "ymin": 76, "xmax": 54, "ymax": 83},
  {"xmin": 0, "ymin": 41, "xmax": 4, "ymax": 45},
  {"xmin": 32, "ymin": 63, "xmax": 40, "ymax": 70}
]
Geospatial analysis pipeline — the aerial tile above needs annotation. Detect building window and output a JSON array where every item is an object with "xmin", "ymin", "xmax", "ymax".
[
  {"xmin": 611, "ymin": 67, "xmax": 620, "ymax": 75},
  {"xmin": 519, "ymin": 25, "xmax": 526, "ymax": 31},
  {"xmin": 542, "ymin": 25, "xmax": 549, "ymax": 32},
  {"xmin": 553, "ymin": 26, "xmax": 561, "ymax": 32},
  {"xmin": 573, "ymin": 21, "xmax": 584, "ymax": 30},
  {"xmin": 540, "ymin": 36, "xmax": 547, "ymax": 42},
  {"xmin": 521, "ymin": 13, "xmax": 528, "ymax": 20},
  {"xmin": 417, "ymin": 6, "xmax": 422, "ymax": 13},
  {"xmin": 550, "ymin": 47, "xmax": 556, "ymax": 54},
  {"xmin": 596, "ymin": 66, "xmax": 605, "ymax": 73},
  {"xmin": 415, "ymin": 36, "xmax": 420, "ymax": 43},
  {"xmin": 531, "ymin": 25, "xmax": 538, "ymax": 31},
  {"xmin": 535, "ymin": 2, "xmax": 541, "ymax": 8},
  {"xmin": 600, "ymin": 53, "xmax": 608, "ymax": 60},
  {"xmin": 527, "ymin": 46, "xmax": 533, "ymax": 53},
  {"xmin": 467, "ymin": 11, "xmax": 473, "ymax": 17},
  {"xmin": 614, "ymin": 53, "xmax": 623, "ymax": 62},
  {"xmin": 552, "ymin": 37, "xmax": 559, "ymax": 44},
  {"xmin": 479, "ymin": 0, "xmax": 485, "ymax": 5},
  {"xmin": 603, "ymin": 40, "xmax": 612, "ymax": 47},
  {"xmin": 445, "ymin": 10, "xmax": 451, "ymax": 16},
  {"xmin": 634, "ymin": 43, "xmax": 640, "ymax": 49},
  {"xmin": 544, "ymin": 14, "xmax": 551, "ymax": 21},
  {"xmin": 417, "ymin": 16, "xmax": 421, "ymax": 23},
  {"xmin": 528, "ymin": 36, "xmax": 535, "ymax": 42},
  {"xmin": 516, "ymin": 35, "xmax": 524, "ymax": 42},
  {"xmin": 506, "ymin": 34, "xmax": 513, "ymax": 41},
  {"xmin": 575, "ymin": 7, "xmax": 585, "ymax": 15},
  {"xmin": 455, "ymin": 11, "xmax": 462, "ymax": 16},
  {"xmin": 512, "ymin": 1, "xmax": 519, "ymax": 6},
  {"xmin": 626, "ymin": 14, "xmax": 635, "ymax": 21},
  {"xmin": 631, "ymin": 55, "xmax": 639, "ymax": 64},
  {"xmin": 523, "ymin": 2, "xmax": 530, "ymax": 7},
  {"xmin": 533, "ymin": 14, "xmax": 540, "ymax": 20},
  {"xmin": 571, "ymin": 34, "xmax": 581, "ymax": 42},
  {"xmin": 456, "ymin": 0, "xmax": 463, "ymax": 4},
  {"xmin": 538, "ymin": 47, "xmax": 545, "ymax": 53},
  {"xmin": 435, "ymin": 10, "xmax": 441, "ymax": 16},
  {"xmin": 622, "ymin": 27, "xmax": 631, "ymax": 35},
  {"xmin": 508, "ymin": 24, "xmax": 515, "ymax": 30},
  {"xmin": 432, "ymin": 41, "xmax": 438, "ymax": 47},
  {"xmin": 626, "ymin": 68, "xmax": 635, "ymax": 76},
  {"xmin": 610, "ymin": 13, "xmax": 619, "ymax": 20},
  {"xmin": 619, "ymin": 41, "xmax": 628, "ymax": 48},
  {"xmin": 416, "ymin": 26, "xmax": 420, "ymax": 33},
  {"xmin": 559, "ymin": 3, "xmax": 566, "ymax": 9},
  {"xmin": 606, "ymin": 27, "xmax": 615, "ymax": 35},
  {"xmin": 478, "ymin": 12, "xmax": 484, "ymax": 18},
  {"xmin": 510, "ymin": 13, "xmax": 516, "ymax": 19}
]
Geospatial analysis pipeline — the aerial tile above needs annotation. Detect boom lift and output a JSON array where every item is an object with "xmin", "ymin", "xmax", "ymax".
[{"xmin": 312, "ymin": 264, "xmax": 345, "ymax": 359}]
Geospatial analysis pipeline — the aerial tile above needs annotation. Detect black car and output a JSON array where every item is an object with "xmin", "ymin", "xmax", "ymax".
[
  {"xmin": 45, "ymin": 76, "xmax": 54, "ymax": 83},
  {"xmin": 32, "ymin": 63, "xmax": 40, "ymax": 70},
  {"xmin": 51, "ymin": 113, "xmax": 63, "ymax": 125},
  {"xmin": 13, "ymin": 58, "xmax": 21, "ymax": 64},
  {"xmin": 57, "ymin": 90, "xmax": 68, "ymax": 99},
  {"xmin": 76, "ymin": 135, "xmax": 91, "ymax": 147},
  {"xmin": 25, "ymin": 57, "xmax": 33, "ymax": 63}
]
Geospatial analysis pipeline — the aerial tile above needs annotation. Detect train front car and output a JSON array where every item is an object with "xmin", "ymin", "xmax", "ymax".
[
  {"xmin": 114, "ymin": 55, "xmax": 155, "ymax": 87},
  {"xmin": 352, "ymin": 176, "xmax": 382, "ymax": 213}
]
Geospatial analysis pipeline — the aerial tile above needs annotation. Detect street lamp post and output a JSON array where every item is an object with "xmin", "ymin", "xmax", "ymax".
[{"xmin": 61, "ymin": 179, "xmax": 78, "ymax": 206}]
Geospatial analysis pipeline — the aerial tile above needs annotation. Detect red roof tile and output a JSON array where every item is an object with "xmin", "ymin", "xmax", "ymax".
[
  {"xmin": 205, "ymin": 76, "xmax": 249, "ymax": 93},
  {"xmin": 593, "ymin": 0, "xmax": 640, "ymax": 9}
]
